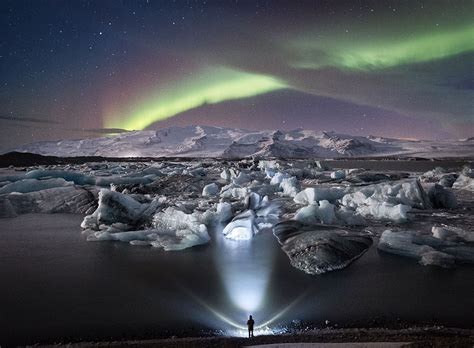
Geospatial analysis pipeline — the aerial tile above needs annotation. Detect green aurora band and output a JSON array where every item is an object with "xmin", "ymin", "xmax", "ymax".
[
  {"xmin": 105, "ymin": 67, "xmax": 286, "ymax": 130},
  {"xmin": 293, "ymin": 25, "xmax": 474, "ymax": 70}
]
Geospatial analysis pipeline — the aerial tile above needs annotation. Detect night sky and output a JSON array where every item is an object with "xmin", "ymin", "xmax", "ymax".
[{"xmin": 1, "ymin": 0, "xmax": 473, "ymax": 151}]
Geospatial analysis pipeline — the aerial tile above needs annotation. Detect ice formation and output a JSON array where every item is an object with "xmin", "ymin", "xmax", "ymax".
[
  {"xmin": 87, "ymin": 207, "xmax": 210, "ymax": 251},
  {"xmin": 202, "ymin": 183, "xmax": 219, "ymax": 197},
  {"xmin": 273, "ymin": 221, "xmax": 373, "ymax": 275},
  {"xmin": 378, "ymin": 229, "xmax": 474, "ymax": 267},
  {"xmin": 0, "ymin": 154, "xmax": 471, "ymax": 269},
  {"xmin": 81, "ymin": 189, "xmax": 160, "ymax": 230},
  {"xmin": 222, "ymin": 210, "xmax": 258, "ymax": 240},
  {"xmin": 0, "ymin": 178, "xmax": 73, "ymax": 194},
  {"xmin": 452, "ymin": 174, "xmax": 474, "ymax": 191},
  {"xmin": 294, "ymin": 187, "xmax": 346, "ymax": 205},
  {"xmin": 294, "ymin": 200, "xmax": 337, "ymax": 225},
  {"xmin": 0, "ymin": 186, "xmax": 97, "ymax": 218}
]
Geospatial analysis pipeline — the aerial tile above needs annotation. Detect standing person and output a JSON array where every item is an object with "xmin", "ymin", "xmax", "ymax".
[{"xmin": 247, "ymin": 315, "xmax": 255, "ymax": 338}]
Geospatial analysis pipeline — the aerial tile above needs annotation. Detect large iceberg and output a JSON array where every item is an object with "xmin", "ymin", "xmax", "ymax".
[
  {"xmin": 87, "ymin": 207, "xmax": 210, "ymax": 251},
  {"xmin": 0, "ymin": 178, "xmax": 72, "ymax": 194},
  {"xmin": 378, "ymin": 229, "xmax": 474, "ymax": 267},
  {"xmin": 273, "ymin": 221, "xmax": 372, "ymax": 275},
  {"xmin": 81, "ymin": 189, "xmax": 160, "ymax": 231},
  {"xmin": 0, "ymin": 186, "xmax": 97, "ymax": 218}
]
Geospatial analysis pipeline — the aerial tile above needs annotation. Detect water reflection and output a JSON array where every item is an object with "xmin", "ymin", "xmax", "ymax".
[{"xmin": 212, "ymin": 224, "xmax": 278, "ymax": 325}]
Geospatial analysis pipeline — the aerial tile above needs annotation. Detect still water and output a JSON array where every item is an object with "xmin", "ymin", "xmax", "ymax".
[{"xmin": 1, "ymin": 214, "xmax": 473, "ymax": 345}]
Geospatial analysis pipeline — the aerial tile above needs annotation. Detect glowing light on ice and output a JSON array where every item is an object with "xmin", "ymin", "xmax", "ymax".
[{"xmin": 214, "ymin": 230, "xmax": 276, "ymax": 313}]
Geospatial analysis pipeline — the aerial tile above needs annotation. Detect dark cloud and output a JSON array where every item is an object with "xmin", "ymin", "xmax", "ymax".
[{"xmin": 0, "ymin": 115, "xmax": 60, "ymax": 124}]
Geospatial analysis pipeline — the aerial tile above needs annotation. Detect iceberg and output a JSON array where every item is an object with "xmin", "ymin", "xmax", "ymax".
[
  {"xmin": 273, "ymin": 221, "xmax": 372, "ymax": 275},
  {"xmin": 88, "ymin": 207, "xmax": 210, "ymax": 251},
  {"xmin": 222, "ymin": 210, "xmax": 258, "ymax": 240},
  {"xmin": 0, "ymin": 178, "xmax": 72, "ymax": 194},
  {"xmin": 378, "ymin": 229, "xmax": 474, "ymax": 266},
  {"xmin": 452, "ymin": 174, "xmax": 474, "ymax": 191},
  {"xmin": 294, "ymin": 187, "xmax": 346, "ymax": 205},
  {"xmin": 202, "ymin": 183, "xmax": 219, "ymax": 197},
  {"xmin": 294, "ymin": 200, "xmax": 337, "ymax": 225},
  {"xmin": 356, "ymin": 199, "xmax": 411, "ymax": 223},
  {"xmin": 81, "ymin": 189, "xmax": 160, "ymax": 230},
  {"xmin": 0, "ymin": 186, "xmax": 97, "ymax": 218}
]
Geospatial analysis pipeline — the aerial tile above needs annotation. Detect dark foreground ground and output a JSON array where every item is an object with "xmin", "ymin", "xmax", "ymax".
[{"xmin": 37, "ymin": 328, "xmax": 474, "ymax": 348}]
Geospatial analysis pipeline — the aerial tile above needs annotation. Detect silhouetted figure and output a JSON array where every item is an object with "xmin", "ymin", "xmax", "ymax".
[{"xmin": 247, "ymin": 315, "xmax": 255, "ymax": 338}]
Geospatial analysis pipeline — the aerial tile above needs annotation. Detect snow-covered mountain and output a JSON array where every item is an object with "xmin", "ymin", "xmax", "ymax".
[{"xmin": 12, "ymin": 125, "xmax": 474, "ymax": 158}]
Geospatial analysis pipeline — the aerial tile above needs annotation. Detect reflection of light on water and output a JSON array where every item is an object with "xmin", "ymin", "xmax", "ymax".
[
  {"xmin": 214, "ymin": 227, "xmax": 276, "ymax": 313},
  {"xmin": 182, "ymin": 225, "xmax": 309, "ymax": 336}
]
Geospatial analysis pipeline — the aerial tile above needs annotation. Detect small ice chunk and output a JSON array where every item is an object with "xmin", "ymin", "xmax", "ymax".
[
  {"xmin": 419, "ymin": 251, "xmax": 455, "ymax": 268},
  {"xmin": 280, "ymin": 176, "xmax": 300, "ymax": 197},
  {"xmin": 452, "ymin": 174, "xmax": 474, "ymax": 191},
  {"xmin": 432, "ymin": 225, "xmax": 474, "ymax": 242},
  {"xmin": 222, "ymin": 210, "xmax": 258, "ymax": 240},
  {"xmin": 294, "ymin": 187, "xmax": 346, "ymax": 205},
  {"xmin": 81, "ymin": 189, "xmax": 159, "ymax": 230},
  {"xmin": 425, "ymin": 183, "xmax": 457, "ymax": 209},
  {"xmin": 220, "ymin": 169, "xmax": 231, "ymax": 181},
  {"xmin": 202, "ymin": 183, "xmax": 219, "ymax": 197},
  {"xmin": 294, "ymin": 200, "xmax": 337, "ymax": 225},
  {"xmin": 232, "ymin": 172, "xmax": 251, "ymax": 185},
  {"xmin": 378, "ymin": 230, "xmax": 435, "ymax": 259},
  {"xmin": 330, "ymin": 170, "xmax": 345, "ymax": 180},
  {"xmin": 357, "ymin": 199, "xmax": 411, "ymax": 223},
  {"xmin": 335, "ymin": 206, "xmax": 365, "ymax": 225},
  {"xmin": 270, "ymin": 172, "xmax": 289, "ymax": 185}
]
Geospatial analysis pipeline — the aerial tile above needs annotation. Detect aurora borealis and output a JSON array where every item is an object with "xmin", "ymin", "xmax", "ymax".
[
  {"xmin": 105, "ymin": 67, "xmax": 286, "ymax": 130},
  {"xmin": 1, "ymin": 0, "xmax": 473, "ymax": 150}
]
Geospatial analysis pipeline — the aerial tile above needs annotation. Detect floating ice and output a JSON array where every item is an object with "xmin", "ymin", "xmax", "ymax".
[
  {"xmin": 294, "ymin": 200, "xmax": 337, "ymax": 225},
  {"xmin": 279, "ymin": 176, "xmax": 300, "ymax": 197},
  {"xmin": 452, "ymin": 174, "xmax": 474, "ymax": 191},
  {"xmin": 294, "ymin": 187, "xmax": 346, "ymax": 205},
  {"xmin": 356, "ymin": 199, "xmax": 411, "ymax": 223},
  {"xmin": 151, "ymin": 207, "xmax": 210, "ymax": 250},
  {"xmin": 425, "ymin": 184, "xmax": 457, "ymax": 209},
  {"xmin": 273, "ymin": 221, "xmax": 372, "ymax": 274},
  {"xmin": 330, "ymin": 170, "xmax": 346, "ymax": 180},
  {"xmin": 0, "ymin": 178, "xmax": 72, "ymax": 194},
  {"xmin": 88, "ymin": 207, "xmax": 210, "ymax": 251},
  {"xmin": 432, "ymin": 225, "xmax": 474, "ymax": 242},
  {"xmin": 232, "ymin": 171, "xmax": 251, "ymax": 185},
  {"xmin": 202, "ymin": 183, "xmax": 219, "ymax": 197},
  {"xmin": 220, "ymin": 184, "xmax": 250, "ymax": 200},
  {"xmin": 419, "ymin": 251, "xmax": 456, "ymax": 268},
  {"xmin": 222, "ymin": 210, "xmax": 258, "ymax": 240},
  {"xmin": 81, "ymin": 189, "xmax": 160, "ymax": 230},
  {"xmin": 378, "ymin": 229, "xmax": 474, "ymax": 266},
  {"xmin": 0, "ymin": 186, "xmax": 97, "ymax": 218}
]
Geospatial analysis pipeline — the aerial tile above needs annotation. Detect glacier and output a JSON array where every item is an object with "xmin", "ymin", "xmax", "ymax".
[{"xmin": 0, "ymin": 155, "xmax": 472, "ymax": 271}]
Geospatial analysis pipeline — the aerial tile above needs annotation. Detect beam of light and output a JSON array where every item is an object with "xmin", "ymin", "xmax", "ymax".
[
  {"xmin": 183, "ymin": 288, "xmax": 308, "ymax": 336},
  {"xmin": 104, "ymin": 67, "xmax": 286, "ymax": 130},
  {"xmin": 292, "ymin": 25, "xmax": 474, "ymax": 70},
  {"xmin": 213, "ymin": 227, "xmax": 277, "ymax": 313},
  {"xmin": 183, "ymin": 286, "xmax": 308, "ymax": 337}
]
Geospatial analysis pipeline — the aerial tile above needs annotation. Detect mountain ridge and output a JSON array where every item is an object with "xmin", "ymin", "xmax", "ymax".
[{"xmin": 11, "ymin": 125, "xmax": 474, "ymax": 159}]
